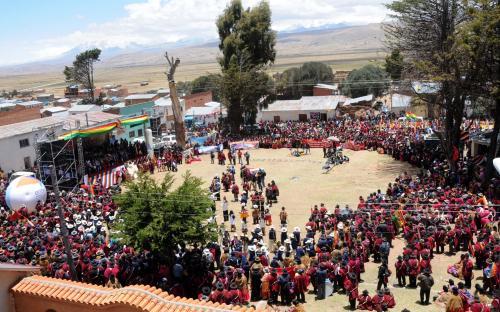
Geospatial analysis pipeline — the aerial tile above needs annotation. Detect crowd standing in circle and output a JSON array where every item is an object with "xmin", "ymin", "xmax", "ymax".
[{"xmin": 0, "ymin": 115, "xmax": 498, "ymax": 312}]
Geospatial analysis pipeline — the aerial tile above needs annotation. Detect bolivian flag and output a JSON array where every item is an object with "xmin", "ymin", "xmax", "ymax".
[
  {"xmin": 58, "ymin": 122, "xmax": 119, "ymax": 140},
  {"xmin": 405, "ymin": 112, "xmax": 417, "ymax": 121},
  {"xmin": 120, "ymin": 115, "xmax": 149, "ymax": 127}
]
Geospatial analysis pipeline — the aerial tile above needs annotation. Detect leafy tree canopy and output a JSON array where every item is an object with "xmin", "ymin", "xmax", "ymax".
[
  {"xmin": 341, "ymin": 64, "xmax": 389, "ymax": 98},
  {"xmin": 276, "ymin": 62, "xmax": 334, "ymax": 100},
  {"xmin": 217, "ymin": 0, "xmax": 276, "ymax": 132},
  {"xmin": 63, "ymin": 48, "xmax": 101, "ymax": 102},
  {"xmin": 113, "ymin": 172, "xmax": 217, "ymax": 262},
  {"xmin": 384, "ymin": 49, "xmax": 404, "ymax": 80},
  {"xmin": 191, "ymin": 73, "xmax": 222, "ymax": 102}
]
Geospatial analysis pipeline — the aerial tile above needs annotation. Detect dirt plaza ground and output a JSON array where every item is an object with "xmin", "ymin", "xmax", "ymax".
[{"xmin": 151, "ymin": 148, "xmax": 483, "ymax": 312}]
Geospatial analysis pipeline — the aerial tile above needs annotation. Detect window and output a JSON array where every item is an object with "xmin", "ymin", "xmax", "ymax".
[
  {"xmin": 273, "ymin": 116, "xmax": 281, "ymax": 122},
  {"xmin": 23, "ymin": 157, "xmax": 31, "ymax": 169},
  {"xmin": 298, "ymin": 114, "xmax": 308, "ymax": 122},
  {"xmin": 137, "ymin": 129, "xmax": 143, "ymax": 137},
  {"xmin": 129, "ymin": 131, "xmax": 135, "ymax": 138},
  {"xmin": 19, "ymin": 138, "xmax": 29, "ymax": 148}
]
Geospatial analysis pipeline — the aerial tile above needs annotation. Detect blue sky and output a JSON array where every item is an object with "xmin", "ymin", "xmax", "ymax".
[{"xmin": 0, "ymin": 0, "xmax": 390, "ymax": 66}]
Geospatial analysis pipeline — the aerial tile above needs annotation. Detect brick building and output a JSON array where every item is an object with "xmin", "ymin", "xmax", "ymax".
[
  {"xmin": 124, "ymin": 94, "xmax": 160, "ymax": 106},
  {"xmin": 182, "ymin": 91, "xmax": 213, "ymax": 110},
  {"xmin": 0, "ymin": 105, "xmax": 41, "ymax": 126}
]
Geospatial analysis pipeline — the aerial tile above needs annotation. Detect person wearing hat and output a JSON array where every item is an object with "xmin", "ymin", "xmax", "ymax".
[
  {"xmin": 209, "ymin": 282, "xmax": 224, "ymax": 303},
  {"xmin": 315, "ymin": 263, "xmax": 328, "ymax": 300},
  {"xmin": 408, "ymin": 254, "xmax": 419, "ymax": 288},
  {"xmin": 357, "ymin": 289, "xmax": 372, "ymax": 311},
  {"xmin": 395, "ymin": 255, "xmax": 407, "ymax": 287},
  {"xmin": 249, "ymin": 257, "xmax": 264, "ymax": 301},
  {"xmin": 198, "ymin": 286, "xmax": 212, "ymax": 301},
  {"xmin": 278, "ymin": 269, "xmax": 292, "ymax": 306},
  {"xmin": 371, "ymin": 289, "xmax": 387, "ymax": 312},
  {"xmin": 417, "ymin": 268, "xmax": 434, "ymax": 305},
  {"xmin": 293, "ymin": 268, "xmax": 308, "ymax": 303},
  {"xmin": 280, "ymin": 227, "xmax": 288, "ymax": 245},
  {"xmin": 344, "ymin": 272, "xmax": 358, "ymax": 310},
  {"xmin": 376, "ymin": 261, "xmax": 391, "ymax": 291},
  {"xmin": 383, "ymin": 288, "xmax": 395, "ymax": 309}
]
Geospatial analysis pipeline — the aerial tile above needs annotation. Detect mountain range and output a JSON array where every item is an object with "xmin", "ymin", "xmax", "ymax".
[{"xmin": 0, "ymin": 23, "xmax": 386, "ymax": 77}]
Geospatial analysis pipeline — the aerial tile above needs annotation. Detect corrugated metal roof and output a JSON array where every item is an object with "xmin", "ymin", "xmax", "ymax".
[
  {"xmin": 125, "ymin": 93, "xmax": 157, "ymax": 100},
  {"xmin": 68, "ymin": 104, "xmax": 99, "ymax": 112},
  {"xmin": 0, "ymin": 111, "xmax": 119, "ymax": 140},
  {"xmin": 18, "ymin": 100, "xmax": 43, "ymax": 107},
  {"xmin": 344, "ymin": 94, "xmax": 374, "ymax": 106}
]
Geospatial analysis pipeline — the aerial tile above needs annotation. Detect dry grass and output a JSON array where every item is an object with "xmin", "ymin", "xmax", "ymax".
[{"xmin": 0, "ymin": 52, "xmax": 385, "ymax": 96}]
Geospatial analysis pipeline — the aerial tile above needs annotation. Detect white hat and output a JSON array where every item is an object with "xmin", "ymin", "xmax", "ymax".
[
  {"xmin": 96, "ymin": 221, "xmax": 102, "ymax": 226},
  {"xmin": 284, "ymin": 239, "xmax": 291, "ymax": 244},
  {"xmin": 278, "ymin": 246, "xmax": 286, "ymax": 252},
  {"xmin": 294, "ymin": 227, "xmax": 300, "ymax": 232},
  {"xmin": 281, "ymin": 228, "xmax": 287, "ymax": 233},
  {"xmin": 328, "ymin": 232, "xmax": 335, "ymax": 237},
  {"xmin": 66, "ymin": 223, "xmax": 74, "ymax": 229},
  {"xmin": 305, "ymin": 225, "xmax": 312, "ymax": 230},
  {"xmin": 253, "ymin": 205, "xmax": 258, "ymax": 208},
  {"xmin": 248, "ymin": 245, "xmax": 256, "ymax": 252},
  {"xmin": 337, "ymin": 222, "xmax": 344, "ymax": 230}
]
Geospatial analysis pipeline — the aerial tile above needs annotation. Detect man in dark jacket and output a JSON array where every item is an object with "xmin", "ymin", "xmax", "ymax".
[{"xmin": 417, "ymin": 268, "xmax": 434, "ymax": 305}]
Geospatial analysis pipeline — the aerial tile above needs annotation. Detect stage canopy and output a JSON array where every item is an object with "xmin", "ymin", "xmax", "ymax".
[{"xmin": 58, "ymin": 115, "xmax": 148, "ymax": 140}]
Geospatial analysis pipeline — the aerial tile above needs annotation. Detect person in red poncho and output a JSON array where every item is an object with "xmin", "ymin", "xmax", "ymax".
[
  {"xmin": 293, "ymin": 268, "xmax": 308, "ymax": 303},
  {"xmin": 344, "ymin": 272, "xmax": 359, "ymax": 310}
]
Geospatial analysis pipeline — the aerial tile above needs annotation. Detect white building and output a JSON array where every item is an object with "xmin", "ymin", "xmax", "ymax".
[
  {"xmin": 184, "ymin": 102, "xmax": 222, "ymax": 125},
  {"xmin": 390, "ymin": 94, "xmax": 412, "ymax": 114},
  {"xmin": 68, "ymin": 104, "xmax": 100, "ymax": 115},
  {"xmin": 0, "ymin": 112, "xmax": 118, "ymax": 172},
  {"xmin": 258, "ymin": 96, "xmax": 342, "ymax": 122}
]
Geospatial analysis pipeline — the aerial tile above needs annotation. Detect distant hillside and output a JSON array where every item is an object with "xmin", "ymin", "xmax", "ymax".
[{"xmin": 0, "ymin": 23, "xmax": 385, "ymax": 76}]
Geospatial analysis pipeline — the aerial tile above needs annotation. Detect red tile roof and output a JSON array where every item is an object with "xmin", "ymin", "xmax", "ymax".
[{"xmin": 11, "ymin": 275, "xmax": 264, "ymax": 312}]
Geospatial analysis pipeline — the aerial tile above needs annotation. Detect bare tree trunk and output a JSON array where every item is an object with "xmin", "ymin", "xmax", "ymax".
[{"xmin": 165, "ymin": 52, "xmax": 186, "ymax": 148}]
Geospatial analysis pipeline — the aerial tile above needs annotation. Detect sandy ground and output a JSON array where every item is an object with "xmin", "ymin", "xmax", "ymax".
[{"xmin": 150, "ymin": 148, "xmax": 482, "ymax": 312}]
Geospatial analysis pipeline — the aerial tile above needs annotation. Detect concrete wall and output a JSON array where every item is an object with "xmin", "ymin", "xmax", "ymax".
[
  {"xmin": 0, "ymin": 128, "xmax": 62, "ymax": 172},
  {"xmin": 1, "ymin": 271, "xmax": 35, "ymax": 312},
  {"xmin": 0, "ymin": 106, "xmax": 40, "ymax": 126},
  {"xmin": 258, "ymin": 109, "xmax": 335, "ymax": 122},
  {"xmin": 12, "ymin": 294, "xmax": 144, "ymax": 312}
]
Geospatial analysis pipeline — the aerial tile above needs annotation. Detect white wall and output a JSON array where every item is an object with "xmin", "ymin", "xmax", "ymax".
[
  {"xmin": 0, "ymin": 130, "xmax": 55, "ymax": 172},
  {"xmin": 258, "ymin": 110, "xmax": 336, "ymax": 122}
]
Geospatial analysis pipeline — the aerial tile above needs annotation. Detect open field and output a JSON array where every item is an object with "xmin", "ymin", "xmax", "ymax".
[
  {"xmin": 149, "ymin": 148, "xmax": 483, "ymax": 312},
  {"xmin": 0, "ymin": 23, "xmax": 387, "ymax": 96},
  {"xmin": 0, "ymin": 51, "xmax": 384, "ymax": 96}
]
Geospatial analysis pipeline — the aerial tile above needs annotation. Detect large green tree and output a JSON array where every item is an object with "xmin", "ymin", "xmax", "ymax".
[
  {"xmin": 384, "ymin": 49, "xmax": 404, "ymax": 80},
  {"xmin": 385, "ymin": 0, "xmax": 469, "ymax": 171},
  {"xmin": 63, "ymin": 48, "xmax": 101, "ymax": 103},
  {"xmin": 386, "ymin": 0, "xmax": 499, "ymax": 173},
  {"xmin": 114, "ymin": 172, "xmax": 217, "ymax": 263},
  {"xmin": 191, "ymin": 73, "xmax": 222, "ymax": 102},
  {"xmin": 341, "ymin": 64, "xmax": 389, "ymax": 98},
  {"xmin": 276, "ymin": 62, "xmax": 334, "ymax": 100},
  {"xmin": 217, "ymin": 0, "xmax": 276, "ymax": 132},
  {"xmin": 456, "ymin": 0, "xmax": 499, "ymax": 184}
]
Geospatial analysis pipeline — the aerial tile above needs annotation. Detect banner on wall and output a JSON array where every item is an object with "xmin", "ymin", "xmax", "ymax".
[
  {"xmin": 230, "ymin": 141, "xmax": 259, "ymax": 150},
  {"xmin": 191, "ymin": 136, "xmax": 209, "ymax": 145},
  {"xmin": 197, "ymin": 145, "xmax": 219, "ymax": 154}
]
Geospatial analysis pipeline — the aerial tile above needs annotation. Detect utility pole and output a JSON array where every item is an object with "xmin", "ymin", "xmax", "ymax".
[
  {"xmin": 165, "ymin": 52, "xmax": 186, "ymax": 148},
  {"xmin": 50, "ymin": 165, "xmax": 78, "ymax": 281}
]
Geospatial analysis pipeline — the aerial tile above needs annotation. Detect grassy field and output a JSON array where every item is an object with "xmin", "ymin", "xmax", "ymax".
[{"xmin": 0, "ymin": 51, "xmax": 385, "ymax": 96}]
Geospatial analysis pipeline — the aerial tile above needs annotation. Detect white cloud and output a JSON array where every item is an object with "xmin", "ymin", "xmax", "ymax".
[{"xmin": 6, "ymin": 0, "xmax": 390, "ymax": 65}]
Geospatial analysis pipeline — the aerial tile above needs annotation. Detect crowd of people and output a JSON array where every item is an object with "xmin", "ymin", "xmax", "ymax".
[{"xmin": 0, "ymin": 115, "xmax": 498, "ymax": 312}]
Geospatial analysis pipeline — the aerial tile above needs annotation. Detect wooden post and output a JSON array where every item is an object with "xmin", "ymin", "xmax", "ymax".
[{"xmin": 165, "ymin": 52, "xmax": 186, "ymax": 149}]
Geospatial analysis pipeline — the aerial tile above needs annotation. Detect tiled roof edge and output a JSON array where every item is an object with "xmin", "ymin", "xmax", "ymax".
[{"xmin": 12, "ymin": 276, "xmax": 251, "ymax": 312}]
